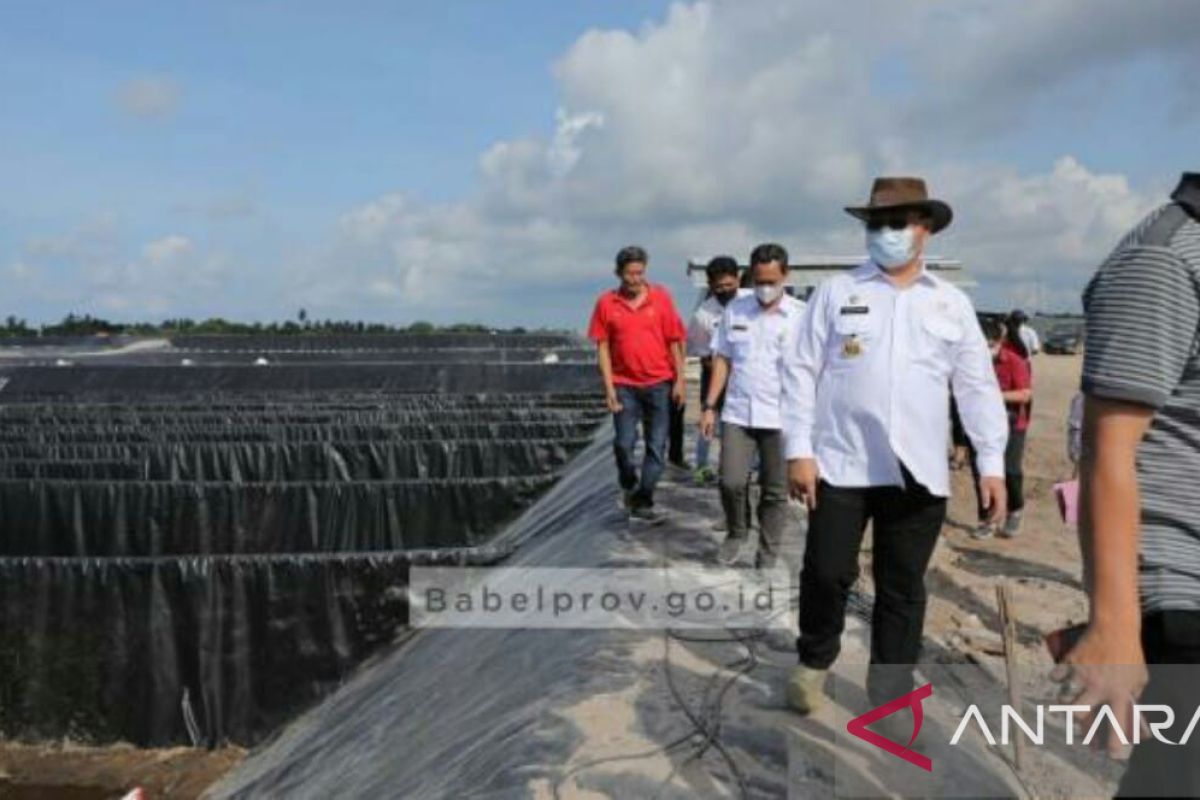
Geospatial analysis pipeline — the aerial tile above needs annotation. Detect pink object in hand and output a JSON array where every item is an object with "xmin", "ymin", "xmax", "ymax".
[{"xmin": 1054, "ymin": 480, "xmax": 1080, "ymax": 525}]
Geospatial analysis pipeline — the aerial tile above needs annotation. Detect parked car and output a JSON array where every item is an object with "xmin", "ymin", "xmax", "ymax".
[{"xmin": 1044, "ymin": 325, "xmax": 1083, "ymax": 355}]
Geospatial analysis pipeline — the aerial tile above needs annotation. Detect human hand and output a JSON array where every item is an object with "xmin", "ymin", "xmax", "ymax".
[
  {"xmin": 1053, "ymin": 624, "xmax": 1148, "ymax": 760},
  {"xmin": 788, "ymin": 458, "xmax": 819, "ymax": 510},
  {"xmin": 671, "ymin": 380, "xmax": 686, "ymax": 408},
  {"xmin": 979, "ymin": 476, "xmax": 1007, "ymax": 525}
]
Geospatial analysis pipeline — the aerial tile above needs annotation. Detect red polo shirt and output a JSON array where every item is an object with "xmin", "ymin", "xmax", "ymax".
[
  {"xmin": 994, "ymin": 345, "xmax": 1032, "ymax": 431},
  {"xmin": 588, "ymin": 284, "xmax": 685, "ymax": 387}
]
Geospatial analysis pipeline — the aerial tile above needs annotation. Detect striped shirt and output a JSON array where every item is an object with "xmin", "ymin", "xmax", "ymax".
[{"xmin": 1082, "ymin": 172, "xmax": 1200, "ymax": 612}]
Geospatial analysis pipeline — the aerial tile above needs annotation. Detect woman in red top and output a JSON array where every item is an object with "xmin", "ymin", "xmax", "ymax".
[{"xmin": 971, "ymin": 319, "xmax": 1033, "ymax": 539}]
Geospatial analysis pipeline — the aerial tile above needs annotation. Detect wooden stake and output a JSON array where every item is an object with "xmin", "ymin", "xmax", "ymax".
[{"xmin": 996, "ymin": 583, "xmax": 1026, "ymax": 772}]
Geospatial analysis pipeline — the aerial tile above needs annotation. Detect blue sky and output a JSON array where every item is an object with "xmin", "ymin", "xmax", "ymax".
[
  {"xmin": 1, "ymin": 2, "xmax": 666, "ymax": 262},
  {"xmin": 1, "ymin": 1, "xmax": 1197, "ymax": 327}
]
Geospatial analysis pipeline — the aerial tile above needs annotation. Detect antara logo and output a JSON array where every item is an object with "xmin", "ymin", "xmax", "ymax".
[{"xmin": 846, "ymin": 683, "xmax": 933, "ymax": 772}]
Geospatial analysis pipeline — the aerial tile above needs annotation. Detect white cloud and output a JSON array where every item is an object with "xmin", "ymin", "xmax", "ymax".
[
  {"xmin": 88, "ymin": 244, "xmax": 230, "ymax": 315},
  {"xmin": 9, "ymin": 1, "xmax": 1193, "ymax": 324},
  {"xmin": 26, "ymin": 213, "xmax": 121, "ymax": 263},
  {"xmin": 142, "ymin": 234, "xmax": 193, "ymax": 265},
  {"xmin": 931, "ymin": 157, "xmax": 1161, "ymax": 309},
  {"xmin": 338, "ymin": 194, "xmax": 409, "ymax": 244},
  {"xmin": 547, "ymin": 108, "xmax": 605, "ymax": 177},
  {"xmin": 114, "ymin": 76, "xmax": 182, "ymax": 120},
  {"xmin": 288, "ymin": 0, "xmax": 1190, "ymax": 323},
  {"xmin": 10, "ymin": 220, "xmax": 230, "ymax": 318}
]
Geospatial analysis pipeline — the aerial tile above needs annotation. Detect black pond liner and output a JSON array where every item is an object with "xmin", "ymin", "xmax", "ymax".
[
  {"xmin": 0, "ymin": 406, "xmax": 605, "ymax": 426},
  {"xmin": 169, "ymin": 333, "xmax": 579, "ymax": 351},
  {"xmin": 50, "ymin": 347, "xmax": 597, "ymax": 366},
  {"xmin": 0, "ymin": 438, "xmax": 593, "ymax": 481},
  {"xmin": 0, "ymin": 476, "xmax": 565, "ymax": 556},
  {"xmin": 0, "ymin": 359, "xmax": 608, "ymax": 747},
  {"xmin": 0, "ymin": 391, "xmax": 599, "ymax": 410},
  {"xmin": 0, "ymin": 420, "xmax": 600, "ymax": 446},
  {"xmin": 0, "ymin": 362, "xmax": 598, "ymax": 399}
]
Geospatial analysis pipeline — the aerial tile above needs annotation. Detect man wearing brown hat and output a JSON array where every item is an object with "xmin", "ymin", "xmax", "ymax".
[{"xmin": 780, "ymin": 177, "xmax": 1009, "ymax": 712}]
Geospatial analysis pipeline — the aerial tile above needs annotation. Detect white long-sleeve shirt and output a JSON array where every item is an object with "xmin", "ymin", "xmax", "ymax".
[
  {"xmin": 686, "ymin": 289, "xmax": 750, "ymax": 358},
  {"xmin": 712, "ymin": 293, "xmax": 806, "ymax": 430},
  {"xmin": 1019, "ymin": 324, "xmax": 1041, "ymax": 356},
  {"xmin": 781, "ymin": 262, "xmax": 1008, "ymax": 497}
]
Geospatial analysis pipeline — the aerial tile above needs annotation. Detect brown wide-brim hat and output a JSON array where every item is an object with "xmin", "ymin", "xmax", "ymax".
[{"xmin": 845, "ymin": 176, "xmax": 953, "ymax": 234}]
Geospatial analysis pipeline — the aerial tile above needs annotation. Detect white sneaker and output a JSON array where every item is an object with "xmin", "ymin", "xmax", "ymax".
[
  {"xmin": 1000, "ymin": 510, "xmax": 1023, "ymax": 538},
  {"xmin": 717, "ymin": 537, "xmax": 744, "ymax": 565},
  {"xmin": 970, "ymin": 522, "xmax": 995, "ymax": 540}
]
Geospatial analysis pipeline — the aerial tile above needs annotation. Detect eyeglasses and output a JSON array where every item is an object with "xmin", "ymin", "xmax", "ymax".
[{"xmin": 865, "ymin": 213, "xmax": 926, "ymax": 232}]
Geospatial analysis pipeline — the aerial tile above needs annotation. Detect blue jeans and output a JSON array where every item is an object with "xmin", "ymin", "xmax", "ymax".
[{"xmin": 612, "ymin": 381, "xmax": 671, "ymax": 508}]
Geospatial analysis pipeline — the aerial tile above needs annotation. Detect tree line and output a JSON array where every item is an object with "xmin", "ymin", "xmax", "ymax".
[{"xmin": 0, "ymin": 312, "xmax": 562, "ymax": 338}]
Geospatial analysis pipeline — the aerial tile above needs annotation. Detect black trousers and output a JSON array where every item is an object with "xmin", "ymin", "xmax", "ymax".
[
  {"xmin": 969, "ymin": 426, "xmax": 1026, "ymax": 518},
  {"xmin": 798, "ymin": 471, "xmax": 947, "ymax": 706},
  {"xmin": 669, "ymin": 399, "xmax": 686, "ymax": 465},
  {"xmin": 949, "ymin": 398, "xmax": 969, "ymax": 449},
  {"xmin": 1118, "ymin": 611, "xmax": 1200, "ymax": 798}
]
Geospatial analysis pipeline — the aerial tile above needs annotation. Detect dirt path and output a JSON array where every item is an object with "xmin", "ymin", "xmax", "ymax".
[
  {"xmin": 0, "ymin": 744, "xmax": 243, "ymax": 799},
  {"xmin": 926, "ymin": 353, "xmax": 1087, "ymax": 668}
]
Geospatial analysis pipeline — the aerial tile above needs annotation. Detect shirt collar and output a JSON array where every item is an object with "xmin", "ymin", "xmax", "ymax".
[
  {"xmin": 1173, "ymin": 173, "xmax": 1200, "ymax": 221},
  {"xmin": 703, "ymin": 292, "xmax": 731, "ymax": 313},
  {"xmin": 852, "ymin": 260, "xmax": 938, "ymax": 286},
  {"xmin": 766, "ymin": 298, "xmax": 792, "ymax": 316},
  {"xmin": 747, "ymin": 293, "xmax": 797, "ymax": 316},
  {"xmin": 613, "ymin": 284, "xmax": 652, "ymax": 303}
]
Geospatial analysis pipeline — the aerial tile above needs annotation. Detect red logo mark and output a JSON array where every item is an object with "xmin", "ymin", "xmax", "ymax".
[{"xmin": 846, "ymin": 682, "xmax": 933, "ymax": 772}]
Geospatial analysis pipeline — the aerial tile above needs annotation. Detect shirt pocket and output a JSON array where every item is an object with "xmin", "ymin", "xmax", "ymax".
[
  {"xmin": 724, "ymin": 327, "xmax": 753, "ymax": 359},
  {"xmin": 916, "ymin": 314, "xmax": 963, "ymax": 373},
  {"xmin": 827, "ymin": 313, "xmax": 872, "ymax": 369},
  {"xmin": 922, "ymin": 315, "xmax": 963, "ymax": 344}
]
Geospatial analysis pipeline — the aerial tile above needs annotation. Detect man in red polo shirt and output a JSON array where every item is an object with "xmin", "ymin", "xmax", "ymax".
[
  {"xmin": 971, "ymin": 318, "xmax": 1033, "ymax": 539},
  {"xmin": 588, "ymin": 245, "xmax": 686, "ymax": 523}
]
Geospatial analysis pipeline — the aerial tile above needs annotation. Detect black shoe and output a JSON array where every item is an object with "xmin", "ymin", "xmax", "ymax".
[{"xmin": 630, "ymin": 505, "xmax": 665, "ymax": 525}]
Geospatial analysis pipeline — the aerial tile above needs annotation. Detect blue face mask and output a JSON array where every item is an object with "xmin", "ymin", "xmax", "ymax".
[{"xmin": 867, "ymin": 226, "xmax": 918, "ymax": 269}]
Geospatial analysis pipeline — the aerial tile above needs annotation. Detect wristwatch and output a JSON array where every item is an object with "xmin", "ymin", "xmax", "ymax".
[{"xmin": 701, "ymin": 401, "xmax": 712, "ymax": 412}]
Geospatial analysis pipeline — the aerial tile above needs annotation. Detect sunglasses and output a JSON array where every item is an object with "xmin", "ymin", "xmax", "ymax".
[{"xmin": 865, "ymin": 213, "xmax": 927, "ymax": 232}]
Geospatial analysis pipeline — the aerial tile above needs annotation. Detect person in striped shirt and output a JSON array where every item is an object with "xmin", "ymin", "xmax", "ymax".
[{"xmin": 1060, "ymin": 172, "xmax": 1200, "ymax": 794}]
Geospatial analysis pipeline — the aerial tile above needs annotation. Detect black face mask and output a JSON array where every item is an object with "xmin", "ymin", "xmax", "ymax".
[{"xmin": 714, "ymin": 289, "xmax": 737, "ymax": 306}]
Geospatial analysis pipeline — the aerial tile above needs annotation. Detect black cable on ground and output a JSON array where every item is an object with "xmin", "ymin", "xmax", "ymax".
[
  {"xmin": 650, "ymin": 627, "xmax": 759, "ymax": 800},
  {"xmin": 551, "ymin": 465, "xmax": 799, "ymax": 799}
]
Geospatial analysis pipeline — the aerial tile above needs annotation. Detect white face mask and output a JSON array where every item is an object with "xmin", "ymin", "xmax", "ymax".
[
  {"xmin": 867, "ymin": 226, "xmax": 919, "ymax": 269},
  {"xmin": 755, "ymin": 283, "xmax": 784, "ymax": 306}
]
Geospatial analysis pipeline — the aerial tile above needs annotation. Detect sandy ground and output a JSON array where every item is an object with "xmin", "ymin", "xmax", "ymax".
[
  {"xmin": 929, "ymin": 353, "xmax": 1088, "ymax": 667},
  {"xmin": 0, "ymin": 745, "xmax": 244, "ymax": 799},
  {"xmin": 1, "ymin": 354, "xmax": 1093, "ymax": 798}
]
